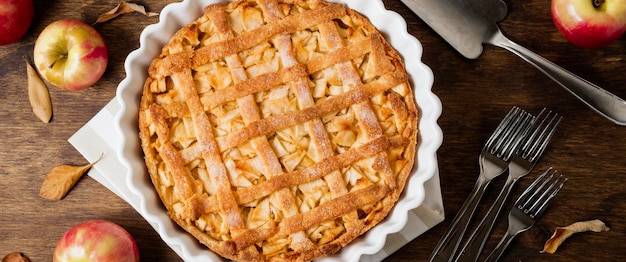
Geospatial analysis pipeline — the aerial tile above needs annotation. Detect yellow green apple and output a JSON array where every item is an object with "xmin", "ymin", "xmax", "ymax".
[{"xmin": 34, "ymin": 19, "xmax": 108, "ymax": 91}]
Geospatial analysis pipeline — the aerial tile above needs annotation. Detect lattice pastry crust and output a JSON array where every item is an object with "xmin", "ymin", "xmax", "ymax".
[{"xmin": 138, "ymin": 0, "xmax": 419, "ymax": 260}]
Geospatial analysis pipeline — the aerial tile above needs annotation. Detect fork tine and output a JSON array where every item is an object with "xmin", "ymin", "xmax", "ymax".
[
  {"xmin": 520, "ymin": 109, "xmax": 563, "ymax": 162},
  {"xmin": 517, "ymin": 168, "xmax": 568, "ymax": 218},
  {"xmin": 498, "ymin": 113, "xmax": 534, "ymax": 160},
  {"xmin": 484, "ymin": 107, "xmax": 521, "ymax": 149},
  {"xmin": 529, "ymin": 175, "xmax": 567, "ymax": 218},
  {"xmin": 515, "ymin": 167, "xmax": 552, "ymax": 208},
  {"xmin": 486, "ymin": 107, "xmax": 534, "ymax": 161}
]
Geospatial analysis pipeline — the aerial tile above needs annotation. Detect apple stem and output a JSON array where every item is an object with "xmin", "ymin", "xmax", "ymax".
[
  {"xmin": 593, "ymin": 0, "xmax": 604, "ymax": 8},
  {"xmin": 48, "ymin": 54, "xmax": 67, "ymax": 69}
]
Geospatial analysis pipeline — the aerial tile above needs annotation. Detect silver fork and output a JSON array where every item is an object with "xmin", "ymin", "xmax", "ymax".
[
  {"xmin": 455, "ymin": 109, "xmax": 562, "ymax": 262},
  {"xmin": 484, "ymin": 168, "xmax": 568, "ymax": 262},
  {"xmin": 429, "ymin": 107, "xmax": 534, "ymax": 262}
]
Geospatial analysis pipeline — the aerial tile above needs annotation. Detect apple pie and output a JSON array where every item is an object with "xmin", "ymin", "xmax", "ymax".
[{"xmin": 138, "ymin": 0, "xmax": 419, "ymax": 260}]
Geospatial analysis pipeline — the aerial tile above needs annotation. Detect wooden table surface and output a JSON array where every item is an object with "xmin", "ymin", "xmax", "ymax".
[{"xmin": 2, "ymin": 0, "xmax": 625, "ymax": 261}]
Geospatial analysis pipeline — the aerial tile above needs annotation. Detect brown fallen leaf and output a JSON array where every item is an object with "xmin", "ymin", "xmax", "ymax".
[
  {"xmin": 2, "ymin": 252, "xmax": 31, "ymax": 262},
  {"xmin": 39, "ymin": 155, "xmax": 103, "ymax": 201},
  {"xmin": 25, "ymin": 57, "xmax": 52, "ymax": 123},
  {"xmin": 95, "ymin": 1, "xmax": 159, "ymax": 24},
  {"xmin": 542, "ymin": 219, "xmax": 610, "ymax": 254}
]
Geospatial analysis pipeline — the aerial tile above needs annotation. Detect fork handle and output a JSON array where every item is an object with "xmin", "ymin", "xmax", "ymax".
[
  {"xmin": 455, "ymin": 176, "xmax": 518, "ymax": 262},
  {"xmin": 484, "ymin": 230, "xmax": 520, "ymax": 262},
  {"xmin": 429, "ymin": 176, "xmax": 490, "ymax": 262}
]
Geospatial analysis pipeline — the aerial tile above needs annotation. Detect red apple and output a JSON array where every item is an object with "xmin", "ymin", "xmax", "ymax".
[
  {"xmin": 33, "ymin": 19, "xmax": 108, "ymax": 91},
  {"xmin": 54, "ymin": 220, "xmax": 140, "ymax": 262},
  {"xmin": 0, "ymin": 0, "xmax": 34, "ymax": 45},
  {"xmin": 552, "ymin": 0, "xmax": 626, "ymax": 48}
]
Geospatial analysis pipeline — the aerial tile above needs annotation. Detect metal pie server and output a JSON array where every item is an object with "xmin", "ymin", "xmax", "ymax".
[{"xmin": 400, "ymin": 0, "xmax": 626, "ymax": 125}]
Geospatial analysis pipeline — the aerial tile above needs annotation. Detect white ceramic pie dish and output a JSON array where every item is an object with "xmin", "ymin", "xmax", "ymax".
[{"xmin": 114, "ymin": 0, "xmax": 442, "ymax": 261}]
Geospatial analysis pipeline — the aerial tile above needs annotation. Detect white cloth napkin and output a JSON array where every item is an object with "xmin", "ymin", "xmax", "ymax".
[{"xmin": 69, "ymin": 98, "xmax": 445, "ymax": 261}]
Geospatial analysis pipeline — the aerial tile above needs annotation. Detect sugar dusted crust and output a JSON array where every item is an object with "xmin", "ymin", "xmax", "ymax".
[{"xmin": 138, "ymin": 0, "xmax": 419, "ymax": 260}]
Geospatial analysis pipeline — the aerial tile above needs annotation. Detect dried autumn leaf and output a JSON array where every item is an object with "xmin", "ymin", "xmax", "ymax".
[
  {"xmin": 39, "ymin": 155, "xmax": 102, "ymax": 201},
  {"xmin": 541, "ymin": 219, "xmax": 610, "ymax": 254},
  {"xmin": 95, "ymin": 1, "xmax": 159, "ymax": 24},
  {"xmin": 2, "ymin": 252, "xmax": 31, "ymax": 262},
  {"xmin": 25, "ymin": 58, "xmax": 52, "ymax": 123}
]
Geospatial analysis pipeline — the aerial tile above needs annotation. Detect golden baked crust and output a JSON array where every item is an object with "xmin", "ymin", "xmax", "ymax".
[{"xmin": 138, "ymin": 0, "xmax": 419, "ymax": 260}]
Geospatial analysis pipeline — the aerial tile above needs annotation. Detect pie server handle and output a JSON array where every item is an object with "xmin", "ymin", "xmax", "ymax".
[{"xmin": 490, "ymin": 32, "xmax": 626, "ymax": 126}]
